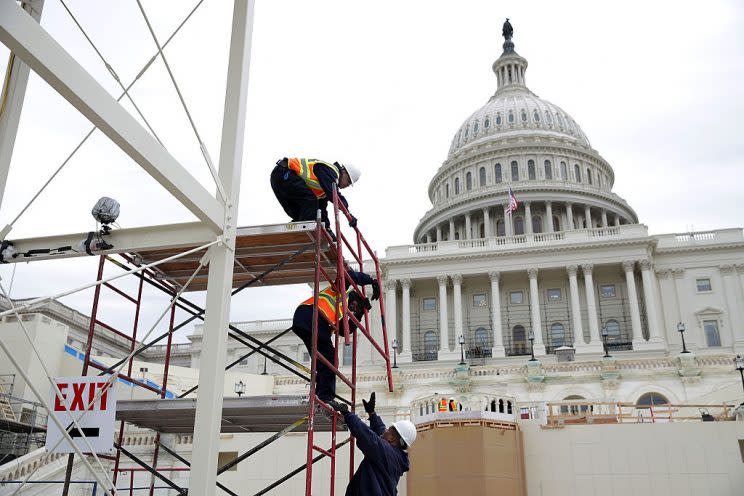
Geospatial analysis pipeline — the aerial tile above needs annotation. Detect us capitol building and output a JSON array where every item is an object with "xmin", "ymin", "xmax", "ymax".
[{"xmin": 2, "ymin": 20, "xmax": 744, "ymax": 496}]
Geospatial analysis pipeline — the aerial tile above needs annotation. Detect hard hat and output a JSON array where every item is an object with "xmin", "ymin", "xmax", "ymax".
[
  {"xmin": 391, "ymin": 420, "xmax": 417, "ymax": 449},
  {"xmin": 340, "ymin": 163, "xmax": 361, "ymax": 185}
]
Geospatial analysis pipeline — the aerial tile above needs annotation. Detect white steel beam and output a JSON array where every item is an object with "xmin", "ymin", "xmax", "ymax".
[
  {"xmin": 3, "ymin": 221, "xmax": 214, "ymax": 262},
  {"xmin": 189, "ymin": 0, "xmax": 253, "ymax": 493},
  {"xmin": 0, "ymin": 1, "xmax": 224, "ymax": 232},
  {"xmin": 0, "ymin": 0, "xmax": 44, "ymax": 213}
]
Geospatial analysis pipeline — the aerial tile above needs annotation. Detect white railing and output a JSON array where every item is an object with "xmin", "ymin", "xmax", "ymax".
[
  {"xmin": 655, "ymin": 228, "xmax": 743, "ymax": 248},
  {"xmin": 387, "ymin": 224, "xmax": 649, "ymax": 258},
  {"xmin": 411, "ymin": 393, "xmax": 518, "ymax": 425}
]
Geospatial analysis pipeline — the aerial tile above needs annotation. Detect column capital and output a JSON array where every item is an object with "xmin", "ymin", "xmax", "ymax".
[
  {"xmin": 735, "ymin": 264, "xmax": 744, "ymax": 274},
  {"xmin": 638, "ymin": 259, "xmax": 652, "ymax": 271},
  {"xmin": 436, "ymin": 274, "xmax": 449, "ymax": 286},
  {"xmin": 527, "ymin": 267, "xmax": 538, "ymax": 279},
  {"xmin": 580, "ymin": 263, "xmax": 594, "ymax": 275},
  {"xmin": 488, "ymin": 271, "xmax": 501, "ymax": 283},
  {"xmin": 655, "ymin": 268, "xmax": 671, "ymax": 279},
  {"xmin": 621, "ymin": 260, "xmax": 636, "ymax": 273},
  {"xmin": 400, "ymin": 278, "xmax": 412, "ymax": 289},
  {"xmin": 525, "ymin": 201, "xmax": 531, "ymax": 207},
  {"xmin": 720, "ymin": 264, "xmax": 735, "ymax": 275},
  {"xmin": 566, "ymin": 264, "xmax": 578, "ymax": 277},
  {"xmin": 450, "ymin": 273, "xmax": 463, "ymax": 285},
  {"xmin": 545, "ymin": 200, "xmax": 552, "ymax": 207},
  {"xmin": 672, "ymin": 268, "xmax": 685, "ymax": 279},
  {"xmin": 383, "ymin": 279, "xmax": 397, "ymax": 291}
]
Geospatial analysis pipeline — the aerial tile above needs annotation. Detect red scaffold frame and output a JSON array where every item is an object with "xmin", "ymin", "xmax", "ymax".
[{"xmin": 67, "ymin": 186, "xmax": 394, "ymax": 496}]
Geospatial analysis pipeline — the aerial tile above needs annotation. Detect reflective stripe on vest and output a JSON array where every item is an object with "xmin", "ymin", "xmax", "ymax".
[
  {"xmin": 301, "ymin": 286, "xmax": 350, "ymax": 329},
  {"xmin": 287, "ymin": 158, "xmax": 340, "ymax": 199}
]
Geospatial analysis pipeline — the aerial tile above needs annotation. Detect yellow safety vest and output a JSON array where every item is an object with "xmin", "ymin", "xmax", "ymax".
[
  {"xmin": 301, "ymin": 286, "xmax": 353, "ymax": 330},
  {"xmin": 287, "ymin": 158, "xmax": 340, "ymax": 199}
]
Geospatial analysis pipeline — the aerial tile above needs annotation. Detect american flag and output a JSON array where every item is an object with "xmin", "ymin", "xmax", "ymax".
[{"xmin": 506, "ymin": 187, "xmax": 519, "ymax": 215}]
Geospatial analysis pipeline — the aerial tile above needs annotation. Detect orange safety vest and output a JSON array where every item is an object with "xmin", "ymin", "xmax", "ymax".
[
  {"xmin": 301, "ymin": 286, "xmax": 352, "ymax": 329},
  {"xmin": 439, "ymin": 399, "xmax": 448, "ymax": 412},
  {"xmin": 287, "ymin": 158, "xmax": 340, "ymax": 199}
]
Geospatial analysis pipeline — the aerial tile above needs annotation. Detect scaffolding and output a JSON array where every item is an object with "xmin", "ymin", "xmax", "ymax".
[
  {"xmin": 0, "ymin": 375, "xmax": 47, "ymax": 464},
  {"xmin": 66, "ymin": 189, "xmax": 393, "ymax": 495}
]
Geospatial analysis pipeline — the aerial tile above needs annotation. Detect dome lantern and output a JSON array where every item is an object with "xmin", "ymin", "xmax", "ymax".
[{"xmin": 492, "ymin": 18, "xmax": 528, "ymax": 95}]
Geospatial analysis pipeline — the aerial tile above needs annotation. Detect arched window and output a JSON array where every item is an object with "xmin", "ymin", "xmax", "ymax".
[
  {"xmin": 424, "ymin": 331, "xmax": 438, "ymax": 354},
  {"xmin": 494, "ymin": 163, "xmax": 502, "ymax": 183},
  {"xmin": 473, "ymin": 120, "xmax": 479, "ymax": 134},
  {"xmin": 549, "ymin": 323, "xmax": 565, "ymax": 348},
  {"xmin": 561, "ymin": 395, "xmax": 589, "ymax": 414},
  {"xmin": 484, "ymin": 116, "xmax": 490, "ymax": 129},
  {"xmin": 556, "ymin": 113, "xmax": 564, "ymax": 128},
  {"xmin": 496, "ymin": 219, "xmax": 505, "ymax": 237},
  {"xmin": 454, "ymin": 177, "xmax": 460, "ymax": 194},
  {"xmin": 496, "ymin": 113, "xmax": 502, "ymax": 125},
  {"xmin": 544, "ymin": 160, "xmax": 552, "ymax": 179},
  {"xmin": 637, "ymin": 392, "xmax": 669, "ymax": 406},
  {"xmin": 574, "ymin": 164, "xmax": 581, "ymax": 182},
  {"xmin": 474, "ymin": 327, "xmax": 489, "ymax": 348},
  {"xmin": 545, "ymin": 111, "xmax": 553, "ymax": 124},
  {"xmin": 464, "ymin": 125, "xmax": 469, "ymax": 138},
  {"xmin": 605, "ymin": 320, "xmax": 620, "ymax": 339},
  {"xmin": 532, "ymin": 215, "xmax": 542, "ymax": 234},
  {"xmin": 514, "ymin": 216, "xmax": 524, "ymax": 235},
  {"xmin": 533, "ymin": 109, "xmax": 540, "ymax": 122},
  {"xmin": 478, "ymin": 167, "xmax": 487, "ymax": 187},
  {"xmin": 527, "ymin": 160, "xmax": 536, "ymax": 180},
  {"xmin": 498, "ymin": 399, "xmax": 505, "ymax": 413},
  {"xmin": 560, "ymin": 162, "xmax": 568, "ymax": 180},
  {"xmin": 445, "ymin": 184, "xmax": 450, "ymax": 198},
  {"xmin": 511, "ymin": 161, "xmax": 519, "ymax": 181},
  {"xmin": 507, "ymin": 401, "xmax": 513, "ymax": 414},
  {"xmin": 508, "ymin": 111, "xmax": 514, "ymax": 123},
  {"xmin": 552, "ymin": 216, "xmax": 560, "ymax": 232},
  {"xmin": 587, "ymin": 169, "xmax": 592, "ymax": 184},
  {"xmin": 521, "ymin": 110, "xmax": 528, "ymax": 122},
  {"xmin": 466, "ymin": 172, "xmax": 472, "ymax": 191},
  {"xmin": 490, "ymin": 399, "xmax": 496, "ymax": 412}
]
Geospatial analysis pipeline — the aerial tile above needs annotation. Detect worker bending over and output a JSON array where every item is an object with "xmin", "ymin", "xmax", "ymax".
[
  {"xmin": 271, "ymin": 157, "xmax": 361, "ymax": 237},
  {"xmin": 332, "ymin": 392, "xmax": 416, "ymax": 496},
  {"xmin": 291, "ymin": 270, "xmax": 379, "ymax": 402}
]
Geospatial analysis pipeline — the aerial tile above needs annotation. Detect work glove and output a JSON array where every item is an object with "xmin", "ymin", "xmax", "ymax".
[
  {"xmin": 362, "ymin": 392, "xmax": 376, "ymax": 414},
  {"xmin": 370, "ymin": 280, "xmax": 380, "ymax": 301},
  {"xmin": 362, "ymin": 297, "xmax": 372, "ymax": 312},
  {"xmin": 349, "ymin": 216, "xmax": 358, "ymax": 228},
  {"xmin": 328, "ymin": 399, "xmax": 349, "ymax": 414}
]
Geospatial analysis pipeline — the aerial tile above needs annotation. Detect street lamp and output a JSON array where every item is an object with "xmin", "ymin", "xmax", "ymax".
[
  {"xmin": 261, "ymin": 356, "xmax": 268, "ymax": 375},
  {"xmin": 458, "ymin": 334, "xmax": 465, "ymax": 365},
  {"xmin": 527, "ymin": 329, "xmax": 536, "ymax": 361},
  {"xmin": 391, "ymin": 338, "xmax": 399, "ymax": 369},
  {"xmin": 677, "ymin": 322, "xmax": 690, "ymax": 353},
  {"xmin": 234, "ymin": 380, "xmax": 246, "ymax": 397},
  {"xmin": 601, "ymin": 325, "xmax": 611, "ymax": 358},
  {"xmin": 735, "ymin": 355, "xmax": 744, "ymax": 396}
]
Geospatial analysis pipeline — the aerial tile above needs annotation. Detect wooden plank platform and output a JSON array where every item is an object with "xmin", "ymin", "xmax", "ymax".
[
  {"xmin": 131, "ymin": 221, "xmax": 337, "ymax": 292},
  {"xmin": 116, "ymin": 395, "xmax": 345, "ymax": 434}
]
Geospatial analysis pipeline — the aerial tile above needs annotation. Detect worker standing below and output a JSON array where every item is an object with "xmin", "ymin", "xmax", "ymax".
[
  {"xmin": 271, "ymin": 157, "xmax": 361, "ymax": 238},
  {"xmin": 292, "ymin": 270, "xmax": 380, "ymax": 402},
  {"xmin": 332, "ymin": 392, "xmax": 416, "ymax": 496}
]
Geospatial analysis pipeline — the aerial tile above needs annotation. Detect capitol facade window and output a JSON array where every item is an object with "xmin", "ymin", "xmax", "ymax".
[
  {"xmin": 544, "ymin": 160, "xmax": 552, "ymax": 179},
  {"xmin": 422, "ymin": 297, "xmax": 436, "ymax": 311},
  {"xmin": 496, "ymin": 219, "xmax": 505, "ymax": 236},
  {"xmin": 514, "ymin": 216, "xmax": 524, "ymax": 235},
  {"xmin": 696, "ymin": 278, "xmax": 712, "ymax": 292},
  {"xmin": 521, "ymin": 110, "xmax": 528, "ymax": 122},
  {"xmin": 496, "ymin": 113, "xmax": 502, "ymax": 125},
  {"xmin": 472, "ymin": 293, "xmax": 487, "ymax": 307},
  {"xmin": 510, "ymin": 291, "xmax": 524, "ymax": 304},
  {"xmin": 528, "ymin": 160, "xmax": 536, "ymax": 180},
  {"xmin": 494, "ymin": 163, "xmax": 502, "ymax": 183},
  {"xmin": 484, "ymin": 116, "xmax": 490, "ymax": 128},
  {"xmin": 550, "ymin": 323, "xmax": 566, "ymax": 348},
  {"xmin": 479, "ymin": 167, "xmax": 486, "ymax": 186},
  {"xmin": 547, "ymin": 288, "xmax": 562, "ymax": 301},
  {"xmin": 473, "ymin": 120, "xmax": 479, "ymax": 134},
  {"xmin": 508, "ymin": 111, "xmax": 514, "ymax": 123},
  {"xmin": 533, "ymin": 109, "xmax": 540, "ymax": 122},
  {"xmin": 574, "ymin": 164, "xmax": 581, "ymax": 182},
  {"xmin": 600, "ymin": 284, "xmax": 616, "ymax": 298},
  {"xmin": 587, "ymin": 169, "xmax": 592, "ymax": 184},
  {"xmin": 511, "ymin": 161, "xmax": 519, "ymax": 181},
  {"xmin": 466, "ymin": 172, "xmax": 472, "ymax": 191},
  {"xmin": 604, "ymin": 320, "xmax": 620, "ymax": 339},
  {"xmin": 703, "ymin": 320, "xmax": 721, "ymax": 347},
  {"xmin": 445, "ymin": 184, "xmax": 450, "ymax": 198},
  {"xmin": 545, "ymin": 111, "xmax": 553, "ymax": 124},
  {"xmin": 560, "ymin": 161, "xmax": 567, "ymax": 179},
  {"xmin": 532, "ymin": 215, "xmax": 542, "ymax": 233},
  {"xmin": 455, "ymin": 177, "xmax": 460, "ymax": 194}
]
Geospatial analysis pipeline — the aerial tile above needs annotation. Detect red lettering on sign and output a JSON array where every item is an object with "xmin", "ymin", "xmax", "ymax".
[
  {"xmin": 54, "ymin": 383, "xmax": 68, "ymax": 411},
  {"xmin": 70, "ymin": 382, "xmax": 86, "ymax": 411},
  {"xmin": 97, "ymin": 383, "xmax": 108, "ymax": 410}
]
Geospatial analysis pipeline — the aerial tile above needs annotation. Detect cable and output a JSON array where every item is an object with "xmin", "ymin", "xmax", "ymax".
[
  {"xmin": 134, "ymin": 0, "xmax": 227, "ymax": 202},
  {"xmin": 0, "ymin": 0, "xmax": 208, "ymax": 237},
  {"xmin": 57, "ymin": 0, "xmax": 163, "ymax": 145}
]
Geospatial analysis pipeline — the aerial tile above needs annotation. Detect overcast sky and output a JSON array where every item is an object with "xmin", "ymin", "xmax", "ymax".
[{"xmin": 0, "ymin": 0, "xmax": 742, "ymax": 343}]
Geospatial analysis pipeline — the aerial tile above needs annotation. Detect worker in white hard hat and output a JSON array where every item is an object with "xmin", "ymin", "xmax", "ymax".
[
  {"xmin": 271, "ymin": 157, "xmax": 361, "ymax": 239},
  {"xmin": 331, "ymin": 392, "xmax": 416, "ymax": 495}
]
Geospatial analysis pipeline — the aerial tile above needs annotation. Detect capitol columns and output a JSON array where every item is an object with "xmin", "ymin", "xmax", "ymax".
[
  {"xmin": 483, "ymin": 208, "xmax": 492, "ymax": 238},
  {"xmin": 489, "ymin": 271, "xmax": 505, "ymax": 357},
  {"xmin": 436, "ymin": 225, "xmax": 442, "ymax": 242},
  {"xmin": 384, "ymin": 279, "xmax": 398, "ymax": 351},
  {"xmin": 584, "ymin": 205, "xmax": 592, "ymax": 229},
  {"xmin": 566, "ymin": 265, "xmax": 584, "ymax": 349},
  {"xmin": 639, "ymin": 259, "xmax": 665, "ymax": 348},
  {"xmin": 465, "ymin": 213, "xmax": 472, "ymax": 240},
  {"xmin": 601, "ymin": 210, "xmax": 608, "ymax": 228},
  {"xmin": 545, "ymin": 202, "xmax": 553, "ymax": 233},
  {"xmin": 566, "ymin": 203, "xmax": 574, "ymax": 230},
  {"xmin": 437, "ymin": 275, "xmax": 450, "ymax": 353},
  {"xmin": 527, "ymin": 267, "xmax": 546, "ymax": 355},
  {"xmin": 503, "ymin": 203, "xmax": 513, "ymax": 236},
  {"xmin": 449, "ymin": 219, "xmax": 455, "ymax": 241},
  {"xmin": 399, "ymin": 279, "xmax": 413, "ymax": 362},
  {"xmin": 451, "ymin": 273, "xmax": 464, "ymax": 346},
  {"xmin": 720, "ymin": 264, "xmax": 744, "ymax": 351},
  {"xmin": 581, "ymin": 264, "xmax": 603, "ymax": 352},
  {"xmin": 525, "ymin": 202, "xmax": 533, "ymax": 235},
  {"xmin": 622, "ymin": 260, "xmax": 644, "ymax": 347}
]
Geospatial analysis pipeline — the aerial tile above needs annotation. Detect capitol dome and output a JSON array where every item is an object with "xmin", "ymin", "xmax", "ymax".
[{"xmin": 413, "ymin": 21, "xmax": 637, "ymax": 244}]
